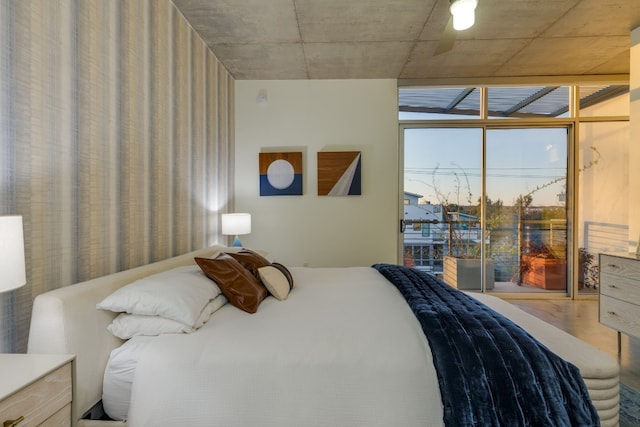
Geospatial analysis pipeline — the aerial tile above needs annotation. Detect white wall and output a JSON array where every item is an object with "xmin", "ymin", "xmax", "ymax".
[
  {"xmin": 578, "ymin": 95, "xmax": 630, "ymax": 250},
  {"xmin": 630, "ymin": 27, "xmax": 640, "ymax": 252},
  {"xmin": 234, "ymin": 80, "xmax": 399, "ymax": 267}
]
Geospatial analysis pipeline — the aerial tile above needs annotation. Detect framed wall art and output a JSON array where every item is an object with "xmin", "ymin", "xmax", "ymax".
[
  {"xmin": 259, "ymin": 152, "xmax": 303, "ymax": 196},
  {"xmin": 317, "ymin": 151, "xmax": 361, "ymax": 196}
]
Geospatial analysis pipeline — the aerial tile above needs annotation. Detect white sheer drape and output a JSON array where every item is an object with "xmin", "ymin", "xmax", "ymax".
[{"xmin": 0, "ymin": 0, "xmax": 234, "ymax": 353}]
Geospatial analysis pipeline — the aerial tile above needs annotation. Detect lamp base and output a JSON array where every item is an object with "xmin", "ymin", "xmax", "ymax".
[{"xmin": 232, "ymin": 236, "xmax": 243, "ymax": 247}]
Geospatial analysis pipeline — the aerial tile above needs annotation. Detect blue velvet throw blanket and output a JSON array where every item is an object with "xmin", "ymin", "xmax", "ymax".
[{"xmin": 372, "ymin": 264, "xmax": 600, "ymax": 427}]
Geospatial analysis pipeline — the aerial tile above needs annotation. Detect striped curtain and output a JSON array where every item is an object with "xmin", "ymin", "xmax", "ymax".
[{"xmin": 0, "ymin": 0, "xmax": 234, "ymax": 353}]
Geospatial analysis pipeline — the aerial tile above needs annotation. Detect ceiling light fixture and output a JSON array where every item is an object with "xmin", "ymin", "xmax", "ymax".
[{"xmin": 450, "ymin": 0, "xmax": 477, "ymax": 31}]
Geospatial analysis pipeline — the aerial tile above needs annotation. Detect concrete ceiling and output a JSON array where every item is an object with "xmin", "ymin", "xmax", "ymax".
[{"xmin": 172, "ymin": 0, "xmax": 640, "ymax": 81}]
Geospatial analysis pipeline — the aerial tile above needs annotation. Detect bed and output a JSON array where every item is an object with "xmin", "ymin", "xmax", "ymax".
[{"xmin": 27, "ymin": 245, "xmax": 620, "ymax": 427}]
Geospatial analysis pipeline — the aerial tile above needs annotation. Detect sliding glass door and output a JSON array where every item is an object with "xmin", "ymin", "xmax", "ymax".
[
  {"xmin": 485, "ymin": 128, "xmax": 569, "ymax": 293},
  {"xmin": 402, "ymin": 126, "xmax": 570, "ymax": 294},
  {"xmin": 403, "ymin": 127, "xmax": 484, "ymax": 287}
]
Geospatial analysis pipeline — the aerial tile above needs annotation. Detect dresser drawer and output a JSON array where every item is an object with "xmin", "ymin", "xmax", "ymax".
[
  {"xmin": 600, "ymin": 295, "xmax": 640, "ymax": 338},
  {"xmin": 599, "ymin": 272, "xmax": 640, "ymax": 303},
  {"xmin": 600, "ymin": 254, "xmax": 640, "ymax": 280},
  {"xmin": 0, "ymin": 362, "xmax": 72, "ymax": 426}
]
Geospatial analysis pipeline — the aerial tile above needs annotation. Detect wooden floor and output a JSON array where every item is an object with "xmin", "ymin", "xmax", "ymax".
[{"xmin": 507, "ymin": 298, "xmax": 640, "ymax": 391}]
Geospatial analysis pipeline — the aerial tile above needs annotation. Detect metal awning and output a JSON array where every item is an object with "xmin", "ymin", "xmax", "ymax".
[{"xmin": 399, "ymin": 85, "xmax": 629, "ymax": 118}]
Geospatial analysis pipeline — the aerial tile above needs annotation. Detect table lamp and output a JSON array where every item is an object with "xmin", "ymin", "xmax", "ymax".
[
  {"xmin": 0, "ymin": 215, "xmax": 26, "ymax": 293},
  {"xmin": 221, "ymin": 213, "xmax": 251, "ymax": 247}
]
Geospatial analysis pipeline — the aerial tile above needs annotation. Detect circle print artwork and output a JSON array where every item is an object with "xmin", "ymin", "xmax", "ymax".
[
  {"xmin": 259, "ymin": 152, "xmax": 303, "ymax": 196},
  {"xmin": 267, "ymin": 159, "xmax": 295, "ymax": 189}
]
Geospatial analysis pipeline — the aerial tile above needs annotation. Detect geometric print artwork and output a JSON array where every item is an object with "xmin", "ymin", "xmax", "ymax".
[
  {"xmin": 317, "ymin": 151, "xmax": 362, "ymax": 196},
  {"xmin": 259, "ymin": 152, "xmax": 303, "ymax": 196}
]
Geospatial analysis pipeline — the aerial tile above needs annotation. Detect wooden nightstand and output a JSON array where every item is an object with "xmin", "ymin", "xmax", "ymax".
[{"xmin": 0, "ymin": 354, "xmax": 74, "ymax": 427}]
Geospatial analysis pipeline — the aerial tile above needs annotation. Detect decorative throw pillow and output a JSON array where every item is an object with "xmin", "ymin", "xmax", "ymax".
[
  {"xmin": 271, "ymin": 262, "xmax": 295, "ymax": 289},
  {"xmin": 96, "ymin": 266, "xmax": 221, "ymax": 327},
  {"xmin": 195, "ymin": 254, "xmax": 268, "ymax": 314},
  {"xmin": 227, "ymin": 249, "xmax": 271, "ymax": 280},
  {"xmin": 257, "ymin": 266, "xmax": 290, "ymax": 301}
]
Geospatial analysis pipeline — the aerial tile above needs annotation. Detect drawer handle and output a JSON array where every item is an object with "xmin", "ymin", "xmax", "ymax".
[
  {"xmin": 608, "ymin": 284, "xmax": 617, "ymax": 288},
  {"xmin": 607, "ymin": 263, "xmax": 619, "ymax": 268},
  {"xmin": 607, "ymin": 311, "xmax": 617, "ymax": 316},
  {"xmin": 4, "ymin": 416, "xmax": 24, "ymax": 427}
]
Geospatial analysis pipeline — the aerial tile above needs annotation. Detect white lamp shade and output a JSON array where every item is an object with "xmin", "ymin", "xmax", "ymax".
[
  {"xmin": 450, "ymin": 0, "xmax": 477, "ymax": 31},
  {"xmin": 0, "ymin": 215, "xmax": 27, "ymax": 292},
  {"xmin": 221, "ymin": 213, "xmax": 251, "ymax": 236}
]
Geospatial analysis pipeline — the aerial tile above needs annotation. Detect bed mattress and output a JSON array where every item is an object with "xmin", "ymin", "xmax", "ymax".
[
  {"xmin": 125, "ymin": 266, "xmax": 443, "ymax": 426},
  {"xmin": 101, "ymin": 265, "xmax": 619, "ymax": 426}
]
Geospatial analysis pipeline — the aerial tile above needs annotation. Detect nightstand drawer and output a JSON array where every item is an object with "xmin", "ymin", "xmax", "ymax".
[
  {"xmin": 600, "ymin": 295, "xmax": 640, "ymax": 338},
  {"xmin": 40, "ymin": 403, "xmax": 71, "ymax": 427},
  {"xmin": 0, "ymin": 362, "xmax": 72, "ymax": 426}
]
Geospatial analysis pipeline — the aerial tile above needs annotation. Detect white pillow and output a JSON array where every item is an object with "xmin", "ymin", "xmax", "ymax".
[
  {"xmin": 258, "ymin": 265, "xmax": 290, "ymax": 301},
  {"xmin": 194, "ymin": 294, "xmax": 228, "ymax": 327},
  {"xmin": 107, "ymin": 295, "xmax": 228, "ymax": 339},
  {"xmin": 97, "ymin": 265, "xmax": 221, "ymax": 327}
]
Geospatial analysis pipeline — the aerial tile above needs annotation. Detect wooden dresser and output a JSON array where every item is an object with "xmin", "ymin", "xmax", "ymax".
[
  {"xmin": 599, "ymin": 253, "xmax": 640, "ymax": 353},
  {"xmin": 0, "ymin": 354, "xmax": 74, "ymax": 427}
]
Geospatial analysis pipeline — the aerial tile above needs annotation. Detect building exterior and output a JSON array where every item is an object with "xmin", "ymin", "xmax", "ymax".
[{"xmin": 403, "ymin": 192, "xmax": 481, "ymax": 275}]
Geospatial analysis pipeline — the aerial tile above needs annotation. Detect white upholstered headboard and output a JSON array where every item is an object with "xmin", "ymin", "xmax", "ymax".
[{"xmin": 27, "ymin": 245, "xmax": 224, "ymax": 424}]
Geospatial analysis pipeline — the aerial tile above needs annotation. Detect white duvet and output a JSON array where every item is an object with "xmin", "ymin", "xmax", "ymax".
[{"xmin": 125, "ymin": 267, "xmax": 444, "ymax": 427}]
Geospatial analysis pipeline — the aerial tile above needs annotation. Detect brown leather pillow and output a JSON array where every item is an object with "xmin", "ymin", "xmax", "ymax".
[
  {"xmin": 195, "ymin": 254, "xmax": 267, "ymax": 314},
  {"xmin": 227, "ymin": 249, "xmax": 271, "ymax": 280}
]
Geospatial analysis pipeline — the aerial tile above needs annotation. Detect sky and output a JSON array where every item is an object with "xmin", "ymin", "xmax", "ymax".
[{"xmin": 403, "ymin": 125, "xmax": 568, "ymax": 208}]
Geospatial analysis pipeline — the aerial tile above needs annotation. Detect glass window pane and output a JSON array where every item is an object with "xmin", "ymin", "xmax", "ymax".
[
  {"xmin": 399, "ymin": 87, "xmax": 480, "ymax": 120},
  {"xmin": 487, "ymin": 86, "xmax": 570, "ymax": 118},
  {"xmin": 399, "ymin": 84, "xmax": 628, "ymax": 120},
  {"xmin": 486, "ymin": 128, "xmax": 568, "ymax": 292},
  {"xmin": 579, "ymin": 85, "xmax": 630, "ymax": 117},
  {"xmin": 403, "ymin": 128, "xmax": 482, "ymax": 278}
]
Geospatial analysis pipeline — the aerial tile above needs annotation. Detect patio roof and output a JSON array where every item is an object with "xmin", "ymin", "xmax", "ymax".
[{"xmin": 399, "ymin": 84, "xmax": 629, "ymax": 118}]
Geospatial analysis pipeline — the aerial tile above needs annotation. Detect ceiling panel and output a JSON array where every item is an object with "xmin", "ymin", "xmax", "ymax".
[
  {"xmin": 173, "ymin": 0, "xmax": 300, "ymax": 44},
  {"xmin": 295, "ymin": 0, "xmax": 435, "ymax": 42},
  {"xmin": 305, "ymin": 42, "xmax": 414, "ymax": 79},
  {"xmin": 211, "ymin": 44, "xmax": 309, "ymax": 80},
  {"xmin": 543, "ymin": 0, "xmax": 640, "ymax": 37},
  {"xmin": 496, "ymin": 36, "xmax": 630, "ymax": 77},
  {"xmin": 401, "ymin": 39, "xmax": 530, "ymax": 79},
  {"xmin": 587, "ymin": 50, "xmax": 631, "ymax": 75}
]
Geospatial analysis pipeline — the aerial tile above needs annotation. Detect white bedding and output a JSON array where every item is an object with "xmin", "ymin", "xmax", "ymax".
[
  {"xmin": 123, "ymin": 267, "xmax": 444, "ymax": 426},
  {"xmin": 103, "ymin": 336, "xmax": 155, "ymax": 420},
  {"xmin": 29, "ymin": 245, "xmax": 618, "ymax": 425}
]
